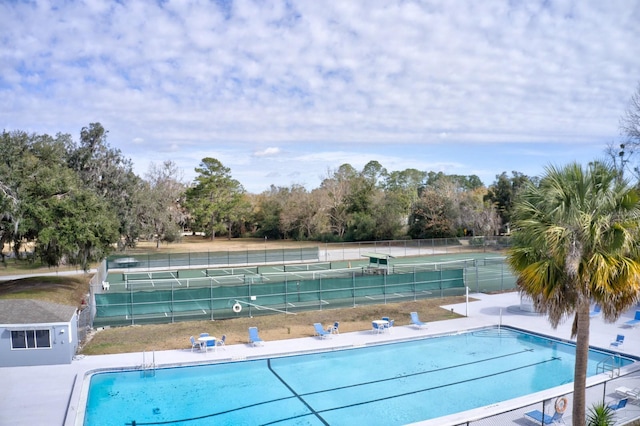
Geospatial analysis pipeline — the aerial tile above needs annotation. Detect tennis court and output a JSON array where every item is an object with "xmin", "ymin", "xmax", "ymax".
[
  {"xmin": 93, "ymin": 254, "xmax": 514, "ymax": 327},
  {"xmin": 107, "ymin": 262, "xmax": 360, "ymax": 290}
]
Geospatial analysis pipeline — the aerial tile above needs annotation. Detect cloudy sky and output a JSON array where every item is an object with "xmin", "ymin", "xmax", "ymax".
[{"xmin": 2, "ymin": 1, "xmax": 639, "ymax": 193}]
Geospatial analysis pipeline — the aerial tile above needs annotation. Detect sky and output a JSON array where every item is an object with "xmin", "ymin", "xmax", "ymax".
[{"xmin": 2, "ymin": 1, "xmax": 639, "ymax": 193}]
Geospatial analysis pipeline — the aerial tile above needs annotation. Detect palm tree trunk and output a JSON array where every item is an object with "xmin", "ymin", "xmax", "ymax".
[{"xmin": 572, "ymin": 300, "xmax": 590, "ymax": 425}]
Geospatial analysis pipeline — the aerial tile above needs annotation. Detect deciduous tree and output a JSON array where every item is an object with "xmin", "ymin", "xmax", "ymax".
[
  {"xmin": 319, "ymin": 164, "xmax": 356, "ymax": 239},
  {"xmin": 142, "ymin": 161, "xmax": 186, "ymax": 248}
]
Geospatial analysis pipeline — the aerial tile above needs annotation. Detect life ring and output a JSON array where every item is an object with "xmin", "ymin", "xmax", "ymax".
[
  {"xmin": 232, "ymin": 303, "xmax": 242, "ymax": 313},
  {"xmin": 555, "ymin": 397, "xmax": 568, "ymax": 414}
]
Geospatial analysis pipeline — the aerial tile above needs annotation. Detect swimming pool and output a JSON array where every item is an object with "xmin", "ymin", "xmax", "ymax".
[{"xmin": 83, "ymin": 327, "xmax": 634, "ymax": 426}]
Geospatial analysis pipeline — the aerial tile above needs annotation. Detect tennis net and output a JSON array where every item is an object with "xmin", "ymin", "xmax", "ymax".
[
  {"xmin": 392, "ymin": 259, "xmax": 474, "ymax": 274},
  {"xmin": 124, "ymin": 277, "xmax": 182, "ymax": 289},
  {"xmin": 124, "ymin": 270, "xmax": 179, "ymax": 281},
  {"xmin": 206, "ymin": 266, "xmax": 259, "ymax": 276},
  {"xmin": 283, "ymin": 262, "xmax": 331, "ymax": 272},
  {"xmin": 208, "ymin": 274, "xmax": 256, "ymax": 285},
  {"xmin": 479, "ymin": 256, "xmax": 507, "ymax": 266},
  {"xmin": 261, "ymin": 267, "xmax": 363, "ymax": 282}
]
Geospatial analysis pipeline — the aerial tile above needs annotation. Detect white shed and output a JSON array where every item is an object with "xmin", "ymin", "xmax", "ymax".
[{"xmin": 0, "ymin": 299, "xmax": 79, "ymax": 367}]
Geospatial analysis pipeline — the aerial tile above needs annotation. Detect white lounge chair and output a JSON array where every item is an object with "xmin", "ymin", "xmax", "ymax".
[
  {"xmin": 610, "ymin": 334, "xmax": 625, "ymax": 348},
  {"xmin": 523, "ymin": 409, "xmax": 564, "ymax": 425},
  {"xmin": 608, "ymin": 398, "xmax": 628, "ymax": 411},
  {"xmin": 248, "ymin": 327, "xmax": 264, "ymax": 346},
  {"xmin": 624, "ymin": 311, "xmax": 640, "ymax": 328},
  {"xmin": 410, "ymin": 312, "xmax": 427, "ymax": 328},
  {"xmin": 615, "ymin": 386, "xmax": 640, "ymax": 401},
  {"xmin": 313, "ymin": 323, "xmax": 332, "ymax": 339}
]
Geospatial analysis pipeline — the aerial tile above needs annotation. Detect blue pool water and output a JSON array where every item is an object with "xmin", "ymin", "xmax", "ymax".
[{"xmin": 84, "ymin": 327, "xmax": 634, "ymax": 426}]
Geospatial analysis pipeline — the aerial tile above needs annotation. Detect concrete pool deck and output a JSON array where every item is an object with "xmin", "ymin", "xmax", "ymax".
[{"xmin": 4, "ymin": 291, "xmax": 640, "ymax": 426}]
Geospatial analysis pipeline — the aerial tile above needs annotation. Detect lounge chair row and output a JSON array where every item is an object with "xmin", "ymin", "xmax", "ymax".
[
  {"xmin": 249, "ymin": 324, "xmax": 332, "ymax": 346},
  {"xmin": 194, "ymin": 311, "xmax": 430, "ymax": 351},
  {"xmin": 592, "ymin": 305, "xmax": 640, "ymax": 328}
]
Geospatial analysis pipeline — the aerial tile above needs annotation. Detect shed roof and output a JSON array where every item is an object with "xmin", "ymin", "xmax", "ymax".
[
  {"xmin": 361, "ymin": 252, "xmax": 395, "ymax": 260},
  {"xmin": 0, "ymin": 299, "xmax": 77, "ymax": 325}
]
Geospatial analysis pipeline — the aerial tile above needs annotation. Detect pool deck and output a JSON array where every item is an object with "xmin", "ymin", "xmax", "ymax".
[{"xmin": 5, "ymin": 291, "xmax": 640, "ymax": 426}]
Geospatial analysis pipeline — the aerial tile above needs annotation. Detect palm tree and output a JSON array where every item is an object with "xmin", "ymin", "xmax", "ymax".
[{"xmin": 508, "ymin": 162, "xmax": 640, "ymax": 425}]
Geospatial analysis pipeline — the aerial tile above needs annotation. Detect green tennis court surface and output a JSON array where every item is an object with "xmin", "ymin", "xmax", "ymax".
[{"xmin": 94, "ymin": 253, "xmax": 514, "ymax": 327}]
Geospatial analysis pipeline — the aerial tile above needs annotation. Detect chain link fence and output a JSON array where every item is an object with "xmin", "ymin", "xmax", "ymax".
[
  {"xmin": 105, "ymin": 237, "xmax": 511, "ymax": 272},
  {"xmin": 446, "ymin": 366, "xmax": 640, "ymax": 425},
  {"xmin": 92, "ymin": 266, "xmax": 467, "ymax": 327}
]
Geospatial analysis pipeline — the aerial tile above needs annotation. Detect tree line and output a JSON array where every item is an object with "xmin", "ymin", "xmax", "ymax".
[
  {"xmin": 0, "ymin": 123, "xmax": 531, "ymax": 270},
  {"xmin": 2, "ymin": 84, "xmax": 639, "ymax": 271}
]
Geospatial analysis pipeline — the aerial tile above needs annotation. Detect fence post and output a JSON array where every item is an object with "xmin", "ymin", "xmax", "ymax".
[
  {"xmin": 413, "ymin": 267, "xmax": 417, "ymax": 301},
  {"xmin": 284, "ymin": 280, "xmax": 289, "ymax": 313},
  {"xmin": 383, "ymin": 271, "xmax": 387, "ymax": 304},
  {"xmin": 210, "ymin": 279, "xmax": 214, "ymax": 321},
  {"xmin": 130, "ymin": 286, "xmax": 134, "ymax": 326},
  {"xmin": 465, "ymin": 286, "xmax": 469, "ymax": 317},
  {"xmin": 476, "ymin": 260, "xmax": 479, "ymax": 293},
  {"xmin": 249, "ymin": 281, "xmax": 253, "ymax": 318},
  {"xmin": 170, "ymin": 281, "xmax": 175, "ymax": 323},
  {"xmin": 352, "ymin": 272, "xmax": 356, "ymax": 307}
]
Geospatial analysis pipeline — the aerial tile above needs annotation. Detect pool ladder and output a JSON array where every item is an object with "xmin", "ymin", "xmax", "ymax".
[
  {"xmin": 142, "ymin": 350, "xmax": 156, "ymax": 377},
  {"xmin": 596, "ymin": 354, "xmax": 622, "ymax": 378}
]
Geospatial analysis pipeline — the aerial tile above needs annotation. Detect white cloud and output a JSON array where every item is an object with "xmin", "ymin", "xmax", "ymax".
[
  {"xmin": 1, "ymin": 0, "xmax": 639, "ymax": 194},
  {"xmin": 253, "ymin": 147, "xmax": 281, "ymax": 157}
]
